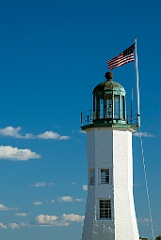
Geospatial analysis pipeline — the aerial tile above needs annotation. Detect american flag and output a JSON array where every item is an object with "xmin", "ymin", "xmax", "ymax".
[{"xmin": 107, "ymin": 43, "xmax": 135, "ymax": 70}]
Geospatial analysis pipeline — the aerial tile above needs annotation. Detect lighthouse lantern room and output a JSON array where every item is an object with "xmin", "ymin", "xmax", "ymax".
[{"xmin": 81, "ymin": 72, "xmax": 139, "ymax": 240}]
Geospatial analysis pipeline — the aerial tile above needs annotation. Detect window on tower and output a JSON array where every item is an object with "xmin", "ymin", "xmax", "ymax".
[
  {"xmin": 100, "ymin": 169, "xmax": 110, "ymax": 184},
  {"xmin": 89, "ymin": 169, "xmax": 95, "ymax": 185},
  {"xmin": 99, "ymin": 199, "xmax": 111, "ymax": 219}
]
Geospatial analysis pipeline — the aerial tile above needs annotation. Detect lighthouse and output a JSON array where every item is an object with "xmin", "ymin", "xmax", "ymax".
[{"xmin": 81, "ymin": 72, "xmax": 139, "ymax": 240}]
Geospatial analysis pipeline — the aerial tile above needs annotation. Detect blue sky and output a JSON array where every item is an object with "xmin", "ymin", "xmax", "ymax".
[{"xmin": 0, "ymin": 0, "xmax": 160, "ymax": 239}]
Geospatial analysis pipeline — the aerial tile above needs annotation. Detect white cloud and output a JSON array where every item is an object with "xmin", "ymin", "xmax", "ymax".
[
  {"xmin": 38, "ymin": 131, "xmax": 70, "ymax": 140},
  {"xmin": 33, "ymin": 201, "xmax": 42, "ymax": 206},
  {"xmin": 36, "ymin": 214, "xmax": 58, "ymax": 225},
  {"xmin": 133, "ymin": 132, "xmax": 154, "ymax": 138},
  {"xmin": 1, "ymin": 213, "xmax": 84, "ymax": 229},
  {"xmin": 58, "ymin": 196, "xmax": 83, "ymax": 203},
  {"xmin": 137, "ymin": 217, "xmax": 151, "ymax": 226},
  {"xmin": 0, "ymin": 221, "xmax": 29, "ymax": 229},
  {"xmin": 32, "ymin": 182, "xmax": 54, "ymax": 187},
  {"xmin": 75, "ymin": 198, "xmax": 84, "ymax": 202},
  {"xmin": 0, "ymin": 203, "xmax": 18, "ymax": 211},
  {"xmin": 0, "ymin": 145, "xmax": 40, "ymax": 161},
  {"xmin": 58, "ymin": 196, "xmax": 73, "ymax": 202},
  {"xmin": 52, "ymin": 222, "xmax": 70, "ymax": 227},
  {"xmin": 46, "ymin": 199, "xmax": 55, "ymax": 204},
  {"xmin": 0, "ymin": 126, "xmax": 70, "ymax": 141},
  {"xmin": 0, "ymin": 222, "xmax": 7, "ymax": 229},
  {"xmin": 82, "ymin": 185, "xmax": 88, "ymax": 191},
  {"xmin": 14, "ymin": 213, "xmax": 27, "ymax": 217},
  {"xmin": 35, "ymin": 213, "xmax": 84, "ymax": 227},
  {"xmin": 0, "ymin": 204, "xmax": 10, "ymax": 210},
  {"xmin": 0, "ymin": 212, "xmax": 85, "ymax": 229},
  {"xmin": 0, "ymin": 126, "xmax": 33, "ymax": 139},
  {"xmin": 137, "ymin": 217, "xmax": 151, "ymax": 223},
  {"xmin": 8, "ymin": 223, "xmax": 21, "ymax": 229},
  {"xmin": 0, "ymin": 126, "xmax": 20, "ymax": 137},
  {"xmin": 62, "ymin": 214, "xmax": 84, "ymax": 222}
]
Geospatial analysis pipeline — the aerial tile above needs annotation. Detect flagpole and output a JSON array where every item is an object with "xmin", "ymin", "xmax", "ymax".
[
  {"xmin": 134, "ymin": 38, "xmax": 141, "ymax": 128},
  {"xmin": 135, "ymin": 39, "xmax": 155, "ymax": 240}
]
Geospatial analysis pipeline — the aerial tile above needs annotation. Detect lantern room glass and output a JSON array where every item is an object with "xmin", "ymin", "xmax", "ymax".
[
  {"xmin": 93, "ymin": 92, "xmax": 126, "ymax": 122},
  {"xmin": 114, "ymin": 95, "xmax": 120, "ymax": 119}
]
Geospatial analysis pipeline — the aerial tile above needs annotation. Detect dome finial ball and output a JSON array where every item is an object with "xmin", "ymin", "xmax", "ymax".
[{"xmin": 105, "ymin": 72, "xmax": 113, "ymax": 81}]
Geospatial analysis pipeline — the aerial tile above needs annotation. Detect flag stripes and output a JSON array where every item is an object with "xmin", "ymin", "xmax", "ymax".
[{"xmin": 107, "ymin": 44, "xmax": 135, "ymax": 70}]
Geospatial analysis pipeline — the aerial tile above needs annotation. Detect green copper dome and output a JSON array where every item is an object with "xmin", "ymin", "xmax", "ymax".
[{"xmin": 93, "ymin": 72, "xmax": 125, "ymax": 93}]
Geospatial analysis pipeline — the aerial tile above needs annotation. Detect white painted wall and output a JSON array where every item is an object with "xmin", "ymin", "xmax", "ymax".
[
  {"xmin": 82, "ymin": 127, "xmax": 139, "ymax": 240},
  {"xmin": 113, "ymin": 130, "xmax": 139, "ymax": 240}
]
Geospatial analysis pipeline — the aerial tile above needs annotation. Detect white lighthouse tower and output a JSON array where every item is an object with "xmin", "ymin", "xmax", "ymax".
[{"xmin": 81, "ymin": 72, "xmax": 139, "ymax": 240}]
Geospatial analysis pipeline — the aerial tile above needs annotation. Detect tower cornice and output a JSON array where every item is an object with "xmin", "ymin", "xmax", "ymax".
[{"xmin": 81, "ymin": 123, "xmax": 138, "ymax": 133}]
